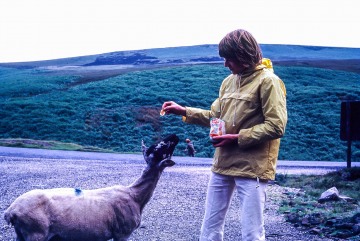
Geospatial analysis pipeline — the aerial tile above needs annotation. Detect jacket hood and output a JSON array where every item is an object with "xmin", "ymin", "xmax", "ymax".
[{"xmin": 240, "ymin": 58, "xmax": 274, "ymax": 78}]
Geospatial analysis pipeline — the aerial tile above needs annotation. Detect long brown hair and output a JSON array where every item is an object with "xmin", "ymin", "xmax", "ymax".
[{"xmin": 219, "ymin": 29, "xmax": 262, "ymax": 69}]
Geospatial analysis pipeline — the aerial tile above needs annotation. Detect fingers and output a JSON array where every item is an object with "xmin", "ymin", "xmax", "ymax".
[
  {"xmin": 161, "ymin": 101, "xmax": 176, "ymax": 116},
  {"xmin": 162, "ymin": 101, "xmax": 175, "ymax": 109},
  {"xmin": 212, "ymin": 142, "xmax": 222, "ymax": 147},
  {"xmin": 213, "ymin": 140, "xmax": 227, "ymax": 147},
  {"xmin": 162, "ymin": 101, "xmax": 178, "ymax": 112},
  {"xmin": 161, "ymin": 101, "xmax": 172, "ymax": 113},
  {"xmin": 161, "ymin": 101, "xmax": 186, "ymax": 116}
]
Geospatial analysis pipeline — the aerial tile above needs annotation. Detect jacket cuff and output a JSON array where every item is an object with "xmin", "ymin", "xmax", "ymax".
[
  {"xmin": 183, "ymin": 107, "xmax": 194, "ymax": 123},
  {"xmin": 238, "ymin": 128, "xmax": 257, "ymax": 148}
]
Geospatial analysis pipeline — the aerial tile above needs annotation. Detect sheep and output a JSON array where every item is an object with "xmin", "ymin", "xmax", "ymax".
[{"xmin": 4, "ymin": 134, "xmax": 179, "ymax": 241}]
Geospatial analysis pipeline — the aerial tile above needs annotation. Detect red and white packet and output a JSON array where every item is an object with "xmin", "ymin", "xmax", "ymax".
[{"xmin": 209, "ymin": 118, "xmax": 226, "ymax": 138}]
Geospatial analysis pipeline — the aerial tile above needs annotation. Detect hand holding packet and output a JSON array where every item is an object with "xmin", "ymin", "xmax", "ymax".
[{"xmin": 209, "ymin": 118, "xmax": 226, "ymax": 143}]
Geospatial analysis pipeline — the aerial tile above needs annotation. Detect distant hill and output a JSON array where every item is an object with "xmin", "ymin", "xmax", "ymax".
[
  {"xmin": 1, "ymin": 44, "xmax": 360, "ymax": 73},
  {"xmin": 0, "ymin": 44, "xmax": 359, "ymax": 161}
]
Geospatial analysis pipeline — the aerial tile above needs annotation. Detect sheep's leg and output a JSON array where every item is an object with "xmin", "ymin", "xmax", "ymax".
[
  {"xmin": 23, "ymin": 232, "xmax": 48, "ymax": 241},
  {"xmin": 113, "ymin": 238, "xmax": 129, "ymax": 241},
  {"xmin": 15, "ymin": 235, "xmax": 25, "ymax": 241},
  {"xmin": 113, "ymin": 234, "xmax": 131, "ymax": 241},
  {"xmin": 14, "ymin": 227, "xmax": 25, "ymax": 241}
]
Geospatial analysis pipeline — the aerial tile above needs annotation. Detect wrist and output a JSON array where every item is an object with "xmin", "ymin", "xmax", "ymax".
[
  {"xmin": 230, "ymin": 134, "xmax": 239, "ymax": 142},
  {"xmin": 180, "ymin": 106, "xmax": 187, "ymax": 116}
]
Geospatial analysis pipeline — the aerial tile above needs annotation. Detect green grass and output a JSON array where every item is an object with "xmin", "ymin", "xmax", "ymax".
[
  {"xmin": 275, "ymin": 168, "xmax": 360, "ymax": 239},
  {"xmin": 276, "ymin": 167, "xmax": 360, "ymax": 201},
  {"xmin": 0, "ymin": 138, "xmax": 112, "ymax": 152},
  {"xmin": 0, "ymin": 64, "xmax": 359, "ymax": 160}
]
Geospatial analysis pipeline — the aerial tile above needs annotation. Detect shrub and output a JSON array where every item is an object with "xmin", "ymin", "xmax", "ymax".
[{"xmin": 0, "ymin": 64, "xmax": 359, "ymax": 160}]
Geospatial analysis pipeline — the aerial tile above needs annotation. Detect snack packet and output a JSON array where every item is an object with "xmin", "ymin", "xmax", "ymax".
[{"xmin": 209, "ymin": 118, "xmax": 226, "ymax": 138}]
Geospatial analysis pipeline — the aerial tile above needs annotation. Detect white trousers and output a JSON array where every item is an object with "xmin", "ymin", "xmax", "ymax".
[{"xmin": 199, "ymin": 172, "xmax": 267, "ymax": 241}]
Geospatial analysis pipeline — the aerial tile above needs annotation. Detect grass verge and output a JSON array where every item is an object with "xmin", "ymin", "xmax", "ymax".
[
  {"xmin": 275, "ymin": 168, "xmax": 360, "ymax": 239},
  {"xmin": 0, "ymin": 138, "xmax": 113, "ymax": 153}
]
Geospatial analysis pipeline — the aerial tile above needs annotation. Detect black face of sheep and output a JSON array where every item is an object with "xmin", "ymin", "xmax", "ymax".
[{"xmin": 142, "ymin": 134, "xmax": 179, "ymax": 168}]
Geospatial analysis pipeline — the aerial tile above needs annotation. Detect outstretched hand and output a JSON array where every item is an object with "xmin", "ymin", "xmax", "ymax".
[
  {"xmin": 161, "ymin": 101, "xmax": 186, "ymax": 116},
  {"xmin": 211, "ymin": 134, "xmax": 239, "ymax": 147}
]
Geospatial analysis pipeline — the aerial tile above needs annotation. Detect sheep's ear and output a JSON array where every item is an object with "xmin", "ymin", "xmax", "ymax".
[
  {"xmin": 141, "ymin": 140, "xmax": 148, "ymax": 158},
  {"xmin": 159, "ymin": 159, "xmax": 175, "ymax": 168}
]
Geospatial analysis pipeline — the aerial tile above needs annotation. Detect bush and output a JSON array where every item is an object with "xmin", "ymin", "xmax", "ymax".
[{"xmin": 0, "ymin": 64, "xmax": 359, "ymax": 160}]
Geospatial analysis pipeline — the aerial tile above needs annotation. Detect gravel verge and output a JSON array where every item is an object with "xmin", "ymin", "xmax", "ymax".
[{"xmin": 0, "ymin": 156, "xmax": 344, "ymax": 241}]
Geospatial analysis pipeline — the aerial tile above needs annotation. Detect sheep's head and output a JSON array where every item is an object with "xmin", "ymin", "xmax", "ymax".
[{"xmin": 142, "ymin": 134, "xmax": 179, "ymax": 169}]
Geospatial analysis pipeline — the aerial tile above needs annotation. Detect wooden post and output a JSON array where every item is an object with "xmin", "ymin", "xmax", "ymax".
[{"xmin": 346, "ymin": 102, "xmax": 352, "ymax": 168}]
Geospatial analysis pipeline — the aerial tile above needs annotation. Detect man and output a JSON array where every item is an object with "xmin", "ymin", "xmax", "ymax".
[{"xmin": 185, "ymin": 138, "xmax": 196, "ymax": 157}]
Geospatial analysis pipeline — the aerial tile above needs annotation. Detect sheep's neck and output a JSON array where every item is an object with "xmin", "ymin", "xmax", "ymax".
[{"xmin": 129, "ymin": 166, "xmax": 162, "ymax": 212}]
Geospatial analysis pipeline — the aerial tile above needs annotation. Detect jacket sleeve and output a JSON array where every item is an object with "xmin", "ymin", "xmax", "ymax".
[
  {"xmin": 182, "ymin": 98, "xmax": 221, "ymax": 127},
  {"xmin": 238, "ymin": 76, "xmax": 287, "ymax": 147}
]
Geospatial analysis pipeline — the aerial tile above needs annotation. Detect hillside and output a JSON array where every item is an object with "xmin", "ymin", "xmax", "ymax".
[
  {"xmin": 0, "ymin": 44, "xmax": 359, "ymax": 161},
  {"xmin": 1, "ymin": 44, "xmax": 360, "ymax": 69}
]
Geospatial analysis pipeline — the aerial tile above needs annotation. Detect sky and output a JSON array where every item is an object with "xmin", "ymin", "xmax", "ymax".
[{"xmin": 0, "ymin": 0, "xmax": 359, "ymax": 63}]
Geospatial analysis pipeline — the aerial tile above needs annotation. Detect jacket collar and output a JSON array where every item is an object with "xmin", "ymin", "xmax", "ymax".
[{"xmin": 238, "ymin": 58, "xmax": 274, "ymax": 78}]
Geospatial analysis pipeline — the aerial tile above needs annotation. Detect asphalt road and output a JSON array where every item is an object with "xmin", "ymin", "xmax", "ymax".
[{"xmin": 0, "ymin": 146, "xmax": 358, "ymax": 175}]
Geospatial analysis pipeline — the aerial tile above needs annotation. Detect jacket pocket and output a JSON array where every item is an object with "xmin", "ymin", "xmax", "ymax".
[{"xmin": 221, "ymin": 92, "xmax": 260, "ymax": 110}]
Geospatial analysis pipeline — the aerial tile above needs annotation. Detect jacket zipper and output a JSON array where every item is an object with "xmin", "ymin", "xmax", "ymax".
[{"xmin": 232, "ymin": 75, "xmax": 242, "ymax": 127}]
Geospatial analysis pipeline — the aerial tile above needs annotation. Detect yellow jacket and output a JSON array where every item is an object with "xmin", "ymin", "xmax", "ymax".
[{"xmin": 184, "ymin": 59, "xmax": 287, "ymax": 180}]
